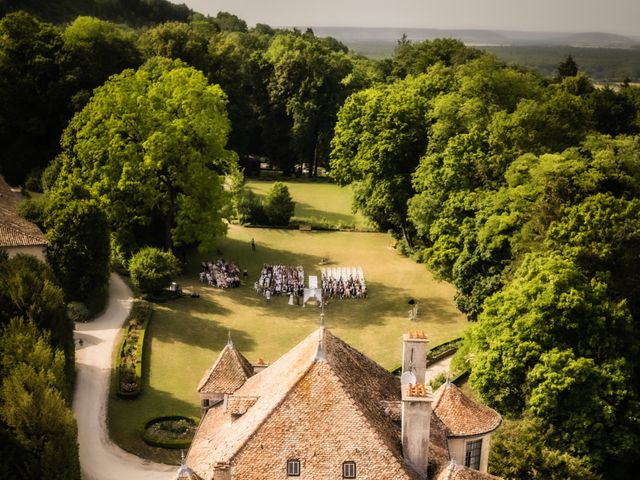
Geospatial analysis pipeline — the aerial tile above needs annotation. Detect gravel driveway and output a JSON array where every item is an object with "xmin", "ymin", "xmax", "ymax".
[{"xmin": 72, "ymin": 274, "xmax": 176, "ymax": 480}]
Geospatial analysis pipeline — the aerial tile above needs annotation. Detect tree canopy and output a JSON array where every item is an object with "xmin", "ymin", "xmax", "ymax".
[{"xmin": 54, "ymin": 57, "xmax": 237, "ymax": 255}]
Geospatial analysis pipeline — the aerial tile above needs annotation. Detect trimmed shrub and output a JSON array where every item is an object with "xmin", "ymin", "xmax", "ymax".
[
  {"xmin": 129, "ymin": 247, "xmax": 180, "ymax": 295},
  {"xmin": 116, "ymin": 301, "xmax": 152, "ymax": 398},
  {"xmin": 139, "ymin": 415, "xmax": 199, "ymax": 449},
  {"xmin": 67, "ymin": 302, "xmax": 90, "ymax": 323},
  {"xmin": 263, "ymin": 182, "xmax": 294, "ymax": 226},
  {"xmin": 237, "ymin": 189, "xmax": 267, "ymax": 225}
]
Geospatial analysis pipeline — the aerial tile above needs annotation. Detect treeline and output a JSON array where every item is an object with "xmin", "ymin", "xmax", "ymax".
[
  {"xmin": 0, "ymin": 10, "xmax": 380, "ymax": 188},
  {"xmin": 0, "ymin": 0, "xmax": 192, "ymax": 26},
  {"xmin": 0, "ymin": 253, "xmax": 79, "ymax": 479},
  {"xmin": 3, "ymin": 6, "xmax": 640, "ymax": 478},
  {"xmin": 331, "ymin": 50, "xmax": 640, "ymax": 479}
]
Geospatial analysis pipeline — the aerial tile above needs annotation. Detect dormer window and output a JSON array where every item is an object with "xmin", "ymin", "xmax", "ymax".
[
  {"xmin": 286, "ymin": 459, "xmax": 300, "ymax": 476},
  {"xmin": 465, "ymin": 439, "xmax": 482, "ymax": 470},
  {"xmin": 342, "ymin": 461, "xmax": 356, "ymax": 478}
]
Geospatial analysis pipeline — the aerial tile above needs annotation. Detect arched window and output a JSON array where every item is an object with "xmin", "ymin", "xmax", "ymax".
[
  {"xmin": 286, "ymin": 459, "xmax": 300, "ymax": 476},
  {"xmin": 342, "ymin": 461, "xmax": 356, "ymax": 478}
]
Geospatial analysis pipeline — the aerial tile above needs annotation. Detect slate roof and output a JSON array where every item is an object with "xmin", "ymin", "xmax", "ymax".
[
  {"xmin": 186, "ymin": 328, "xmax": 500, "ymax": 480},
  {"xmin": 433, "ymin": 382, "xmax": 502, "ymax": 438},
  {"xmin": 197, "ymin": 342, "xmax": 255, "ymax": 395},
  {"xmin": 0, "ymin": 176, "xmax": 47, "ymax": 248}
]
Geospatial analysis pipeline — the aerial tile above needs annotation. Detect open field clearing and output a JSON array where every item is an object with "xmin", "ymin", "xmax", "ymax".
[{"xmin": 108, "ymin": 224, "xmax": 468, "ymax": 462}]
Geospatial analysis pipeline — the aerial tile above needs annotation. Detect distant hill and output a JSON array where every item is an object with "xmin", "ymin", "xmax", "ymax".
[
  {"xmin": 309, "ymin": 26, "xmax": 640, "ymax": 55},
  {"xmin": 560, "ymin": 32, "xmax": 638, "ymax": 48},
  {"xmin": 308, "ymin": 26, "xmax": 640, "ymax": 81},
  {"xmin": 0, "ymin": 0, "xmax": 193, "ymax": 26}
]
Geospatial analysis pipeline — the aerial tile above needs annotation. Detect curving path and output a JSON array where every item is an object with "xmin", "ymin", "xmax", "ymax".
[
  {"xmin": 72, "ymin": 273, "xmax": 176, "ymax": 480},
  {"xmin": 425, "ymin": 354, "xmax": 454, "ymax": 383}
]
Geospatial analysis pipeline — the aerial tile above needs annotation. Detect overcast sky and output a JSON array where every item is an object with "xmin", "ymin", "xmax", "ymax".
[{"xmin": 170, "ymin": 0, "xmax": 640, "ymax": 36}]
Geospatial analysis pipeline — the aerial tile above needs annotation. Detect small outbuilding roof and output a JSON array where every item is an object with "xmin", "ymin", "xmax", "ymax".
[
  {"xmin": 434, "ymin": 460, "xmax": 503, "ymax": 480},
  {"xmin": 0, "ymin": 176, "xmax": 47, "ymax": 249},
  {"xmin": 432, "ymin": 382, "xmax": 502, "ymax": 438},
  {"xmin": 197, "ymin": 340, "xmax": 255, "ymax": 395}
]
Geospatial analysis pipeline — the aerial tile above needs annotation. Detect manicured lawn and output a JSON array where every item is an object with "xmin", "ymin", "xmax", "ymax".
[
  {"xmin": 108, "ymin": 224, "xmax": 469, "ymax": 464},
  {"xmin": 245, "ymin": 179, "xmax": 372, "ymax": 230}
]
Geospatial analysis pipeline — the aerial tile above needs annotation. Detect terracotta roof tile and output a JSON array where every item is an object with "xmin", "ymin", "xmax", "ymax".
[
  {"xmin": 197, "ymin": 344, "xmax": 254, "ymax": 394},
  {"xmin": 433, "ymin": 383, "xmax": 502, "ymax": 437},
  {"xmin": 0, "ymin": 176, "xmax": 47, "ymax": 248},
  {"xmin": 187, "ymin": 329, "xmax": 502, "ymax": 480},
  {"xmin": 228, "ymin": 396, "xmax": 258, "ymax": 415},
  {"xmin": 434, "ymin": 461, "xmax": 502, "ymax": 480},
  {"xmin": 429, "ymin": 412, "xmax": 452, "ymax": 465}
]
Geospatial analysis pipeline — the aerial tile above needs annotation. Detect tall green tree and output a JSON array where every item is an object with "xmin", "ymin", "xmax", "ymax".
[
  {"xmin": 0, "ymin": 12, "xmax": 66, "ymax": 184},
  {"xmin": 0, "ymin": 255, "xmax": 71, "ymax": 362},
  {"xmin": 490, "ymin": 416, "xmax": 600, "ymax": 480},
  {"xmin": 557, "ymin": 54, "xmax": 579, "ymax": 80},
  {"xmin": 331, "ymin": 68, "xmax": 453, "ymax": 244},
  {"xmin": 44, "ymin": 183, "xmax": 110, "ymax": 303},
  {"xmin": 55, "ymin": 57, "xmax": 237, "ymax": 254},
  {"xmin": 0, "ymin": 319, "xmax": 80, "ymax": 480},
  {"xmin": 61, "ymin": 16, "xmax": 141, "ymax": 111},
  {"xmin": 391, "ymin": 37, "xmax": 482, "ymax": 79},
  {"xmin": 265, "ymin": 32, "xmax": 354, "ymax": 175},
  {"xmin": 459, "ymin": 252, "xmax": 640, "ymax": 471}
]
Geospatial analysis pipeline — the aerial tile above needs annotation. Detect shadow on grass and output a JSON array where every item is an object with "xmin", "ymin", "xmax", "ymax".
[
  {"xmin": 148, "ymin": 299, "xmax": 257, "ymax": 356},
  {"xmin": 293, "ymin": 200, "xmax": 360, "ymax": 226},
  {"xmin": 173, "ymin": 236, "xmax": 464, "ymax": 333},
  {"xmin": 104, "ymin": 359, "xmax": 198, "ymax": 465}
]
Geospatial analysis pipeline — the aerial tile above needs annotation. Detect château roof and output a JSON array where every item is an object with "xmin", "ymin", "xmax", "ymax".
[
  {"xmin": 432, "ymin": 382, "xmax": 502, "ymax": 438},
  {"xmin": 186, "ymin": 328, "xmax": 501, "ymax": 480},
  {"xmin": 188, "ymin": 328, "xmax": 429, "ymax": 479},
  {"xmin": 0, "ymin": 176, "xmax": 47, "ymax": 249},
  {"xmin": 197, "ymin": 340, "xmax": 254, "ymax": 395},
  {"xmin": 434, "ymin": 461, "xmax": 503, "ymax": 480}
]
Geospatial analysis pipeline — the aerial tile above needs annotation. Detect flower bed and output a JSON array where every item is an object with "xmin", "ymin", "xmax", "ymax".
[
  {"xmin": 139, "ymin": 415, "xmax": 199, "ymax": 449},
  {"xmin": 116, "ymin": 301, "xmax": 152, "ymax": 399}
]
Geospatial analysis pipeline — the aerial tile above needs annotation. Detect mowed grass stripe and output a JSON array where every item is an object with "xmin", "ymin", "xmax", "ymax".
[{"xmin": 245, "ymin": 179, "xmax": 371, "ymax": 229}]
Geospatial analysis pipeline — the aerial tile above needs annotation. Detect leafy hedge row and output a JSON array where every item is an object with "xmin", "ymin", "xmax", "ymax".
[
  {"xmin": 389, "ymin": 337, "xmax": 462, "ymax": 375},
  {"xmin": 116, "ymin": 301, "xmax": 152, "ymax": 399},
  {"xmin": 139, "ymin": 415, "xmax": 200, "ymax": 449}
]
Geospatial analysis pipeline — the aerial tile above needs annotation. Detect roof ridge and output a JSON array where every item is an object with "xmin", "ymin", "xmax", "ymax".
[
  {"xmin": 196, "ymin": 343, "xmax": 253, "ymax": 393},
  {"xmin": 432, "ymin": 381, "xmax": 449, "ymax": 411}
]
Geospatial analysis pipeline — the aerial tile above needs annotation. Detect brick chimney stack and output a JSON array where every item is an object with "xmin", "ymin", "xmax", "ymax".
[
  {"xmin": 401, "ymin": 382, "xmax": 433, "ymax": 477},
  {"xmin": 402, "ymin": 331, "xmax": 429, "ymax": 384}
]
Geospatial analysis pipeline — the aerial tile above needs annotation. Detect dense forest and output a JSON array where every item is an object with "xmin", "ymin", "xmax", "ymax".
[{"xmin": 1, "ymin": 2, "xmax": 640, "ymax": 479}]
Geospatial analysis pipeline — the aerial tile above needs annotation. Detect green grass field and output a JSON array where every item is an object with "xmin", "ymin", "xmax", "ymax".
[
  {"xmin": 245, "ymin": 179, "xmax": 372, "ymax": 230},
  {"xmin": 108, "ymin": 183, "xmax": 469, "ymax": 464}
]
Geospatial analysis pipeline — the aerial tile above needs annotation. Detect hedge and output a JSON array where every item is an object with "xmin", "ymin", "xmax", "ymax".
[
  {"xmin": 390, "ymin": 337, "xmax": 462, "ymax": 375},
  {"xmin": 116, "ymin": 301, "xmax": 152, "ymax": 399},
  {"xmin": 139, "ymin": 415, "xmax": 200, "ymax": 449}
]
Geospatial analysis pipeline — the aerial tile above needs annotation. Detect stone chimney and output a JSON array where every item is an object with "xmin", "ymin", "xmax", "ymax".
[
  {"xmin": 402, "ymin": 331, "xmax": 429, "ymax": 384},
  {"xmin": 252, "ymin": 358, "xmax": 269, "ymax": 374},
  {"xmin": 401, "ymin": 382, "xmax": 433, "ymax": 478}
]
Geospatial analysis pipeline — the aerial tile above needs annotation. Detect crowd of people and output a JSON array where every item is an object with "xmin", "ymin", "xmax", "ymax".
[
  {"xmin": 321, "ymin": 267, "xmax": 367, "ymax": 299},
  {"xmin": 255, "ymin": 264, "xmax": 304, "ymax": 299},
  {"xmin": 199, "ymin": 259, "xmax": 242, "ymax": 288}
]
